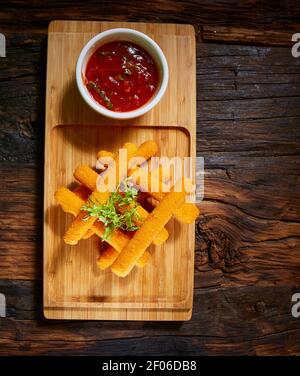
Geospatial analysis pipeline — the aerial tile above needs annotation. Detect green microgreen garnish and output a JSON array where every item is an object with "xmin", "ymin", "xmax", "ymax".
[
  {"xmin": 87, "ymin": 81, "xmax": 113, "ymax": 109},
  {"xmin": 81, "ymin": 178, "xmax": 141, "ymax": 241}
]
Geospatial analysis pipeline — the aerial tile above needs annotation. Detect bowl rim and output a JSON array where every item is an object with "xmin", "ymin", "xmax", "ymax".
[{"xmin": 76, "ymin": 27, "xmax": 169, "ymax": 119}]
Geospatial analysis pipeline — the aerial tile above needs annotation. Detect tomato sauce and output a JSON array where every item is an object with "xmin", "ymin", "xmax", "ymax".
[{"xmin": 85, "ymin": 41, "xmax": 159, "ymax": 112}]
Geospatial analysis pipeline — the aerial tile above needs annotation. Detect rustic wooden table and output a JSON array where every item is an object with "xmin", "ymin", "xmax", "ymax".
[{"xmin": 0, "ymin": 0, "xmax": 300, "ymax": 355}]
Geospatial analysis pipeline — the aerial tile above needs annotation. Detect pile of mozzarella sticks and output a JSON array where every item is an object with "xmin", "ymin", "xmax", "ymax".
[{"xmin": 55, "ymin": 140, "xmax": 199, "ymax": 277}]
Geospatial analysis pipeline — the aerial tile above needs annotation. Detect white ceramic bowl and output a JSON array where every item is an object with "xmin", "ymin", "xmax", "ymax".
[{"xmin": 76, "ymin": 28, "xmax": 169, "ymax": 119}]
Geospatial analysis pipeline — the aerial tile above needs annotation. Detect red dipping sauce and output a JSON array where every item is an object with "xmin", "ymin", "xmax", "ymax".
[{"xmin": 85, "ymin": 41, "xmax": 159, "ymax": 112}]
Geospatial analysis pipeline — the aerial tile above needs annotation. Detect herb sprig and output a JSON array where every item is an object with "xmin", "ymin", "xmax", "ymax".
[
  {"xmin": 81, "ymin": 179, "xmax": 140, "ymax": 241},
  {"xmin": 87, "ymin": 81, "xmax": 113, "ymax": 109}
]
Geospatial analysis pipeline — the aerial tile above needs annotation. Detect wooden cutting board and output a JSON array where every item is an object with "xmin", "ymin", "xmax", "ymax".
[{"xmin": 44, "ymin": 20, "xmax": 196, "ymax": 320}]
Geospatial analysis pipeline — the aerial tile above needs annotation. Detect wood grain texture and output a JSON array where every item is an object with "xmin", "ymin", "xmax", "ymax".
[
  {"xmin": 202, "ymin": 26, "xmax": 295, "ymax": 46},
  {"xmin": 1, "ymin": 0, "xmax": 300, "ymax": 34},
  {"xmin": 1, "ymin": 280, "xmax": 300, "ymax": 355},
  {"xmin": 0, "ymin": 0, "xmax": 300, "ymax": 355},
  {"xmin": 43, "ymin": 21, "xmax": 196, "ymax": 320}
]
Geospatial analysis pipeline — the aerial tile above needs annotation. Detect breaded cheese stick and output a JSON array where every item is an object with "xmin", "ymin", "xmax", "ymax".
[
  {"xmin": 96, "ymin": 150, "xmax": 115, "ymax": 171},
  {"xmin": 73, "ymin": 165, "xmax": 168, "ymax": 246},
  {"xmin": 131, "ymin": 168, "xmax": 199, "ymax": 224},
  {"xmin": 72, "ymin": 186, "xmax": 94, "ymax": 239},
  {"xmin": 55, "ymin": 187, "xmax": 150, "ymax": 267},
  {"xmin": 63, "ymin": 141, "xmax": 162, "ymax": 255},
  {"xmin": 82, "ymin": 228, "xmax": 94, "ymax": 240},
  {"xmin": 97, "ymin": 245, "xmax": 150, "ymax": 270},
  {"xmin": 113, "ymin": 142, "xmax": 138, "ymax": 183},
  {"xmin": 119, "ymin": 204, "xmax": 169, "ymax": 245},
  {"xmin": 74, "ymin": 166, "xmax": 98, "ymax": 191},
  {"xmin": 146, "ymin": 195, "xmax": 199, "ymax": 225},
  {"xmin": 65, "ymin": 144, "xmax": 137, "ymax": 246},
  {"xmin": 65, "ymin": 143, "xmax": 139, "ymax": 245},
  {"xmin": 111, "ymin": 180, "xmax": 188, "ymax": 277},
  {"xmin": 63, "ymin": 191, "xmax": 110, "ymax": 245},
  {"xmin": 97, "ymin": 150, "xmax": 115, "ymax": 160},
  {"xmin": 128, "ymin": 140, "xmax": 158, "ymax": 169},
  {"xmin": 75, "ymin": 141, "xmax": 158, "ymax": 191}
]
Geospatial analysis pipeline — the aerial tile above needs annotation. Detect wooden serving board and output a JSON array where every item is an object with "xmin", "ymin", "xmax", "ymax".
[{"xmin": 44, "ymin": 20, "xmax": 196, "ymax": 320}]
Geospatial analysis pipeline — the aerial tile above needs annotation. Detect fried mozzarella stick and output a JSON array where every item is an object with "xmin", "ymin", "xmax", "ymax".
[
  {"xmin": 64, "ymin": 143, "xmax": 138, "ymax": 245},
  {"xmin": 82, "ymin": 228, "xmax": 94, "ymax": 240},
  {"xmin": 113, "ymin": 142, "xmax": 138, "ymax": 183},
  {"xmin": 75, "ymin": 140, "xmax": 158, "ymax": 191},
  {"xmin": 55, "ymin": 187, "xmax": 150, "ymax": 268},
  {"xmin": 111, "ymin": 180, "xmax": 189, "ymax": 277},
  {"xmin": 130, "ymin": 168, "xmax": 199, "ymax": 224},
  {"xmin": 86, "ymin": 140, "xmax": 164, "ymax": 268},
  {"xmin": 119, "ymin": 204, "xmax": 169, "ymax": 244},
  {"xmin": 74, "ymin": 142, "xmax": 137, "ymax": 239},
  {"xmin": 96, "ymin": 150, "xmax": 115, "ymax": 171},
  {"xmin": 74, "ymin": 165, "xmax": 168, "ymax": 246},
  {"xmin": 100, "ymin": 140, "xmax": 158, "ymax": 188},
  {"xmin": 97, "ymin": 150, "xmax": 115, "ymax": 160},
  {"xmin": 63, "ymin": 190, "xmax": 110, "ymax": 245},
  {"xmin": 97, "ymin": 245, "xmax": 150, "ymax": 270},
  {"xmin": 64, "ymin": 141, "xmax": 165, "ymax": 253},
  {"xmin": 72, "ymin": 186, "xmax": 94, "ymax": 239},
  {"xmin": 129, "ymin": 140, "xmax": 158, "ymax": 166},
  {"xmin": 146, "ymin": 196, "xmax": 199, "ymax": 224},
  {"xmin": 172, "ymin": 202, "xmax": 199, "ymax": 224},
  {"xmin": 74, "ymin": 166, "xmax": 99, "ymax": 191},
  {"xmin": 74, "ymin": 140, "xmax": 168, "ymax": 245}
]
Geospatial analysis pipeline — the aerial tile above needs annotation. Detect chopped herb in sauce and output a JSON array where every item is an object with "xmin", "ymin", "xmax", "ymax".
[
  {"xmin": 87, "ymin": 81, "xmax": 113, "ymax": 109},
  {"xmin": 116, "ymin": 68, "xmax": 132, "ymax": 81}
]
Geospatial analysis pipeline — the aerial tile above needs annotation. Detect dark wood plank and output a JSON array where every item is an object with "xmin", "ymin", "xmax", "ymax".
[
  {"xmin": 0, "ymin": 165, "xmax": 42, "ymax": 280},
  {"xmin": 203, "ymin": 26, "xmax": 295, "ymax": 46},
  {"xmin": 1, "ymin": 0, "xmax": 300, "ymax": 34},
  {"xmin": 0, "ymin": 280, "xmax": 299, "ymax": 355},
  {"xmin": 0, "ymin": 34, "xmax": 46, "ymax": 164}
]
